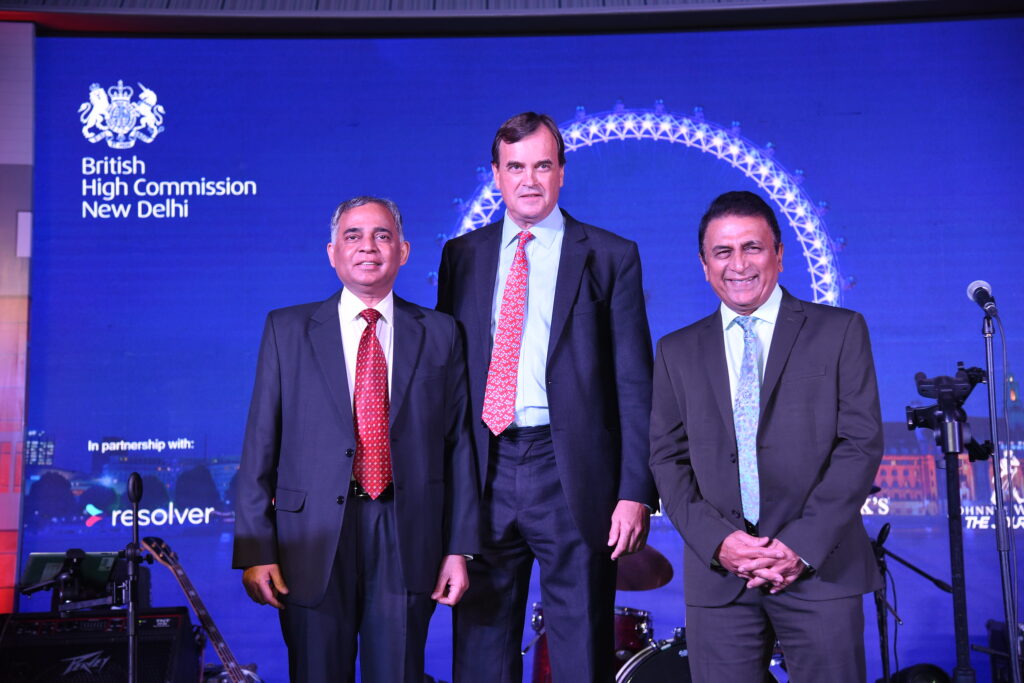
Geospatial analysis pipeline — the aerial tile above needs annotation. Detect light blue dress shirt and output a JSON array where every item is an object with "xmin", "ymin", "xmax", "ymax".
[
  {"xmin": 720, "ymin": 284, "xmax": 783, "ymax": 405},
  {"xmin": 491, "ymin": 206, "xmax": 565, "ymax": 427}
]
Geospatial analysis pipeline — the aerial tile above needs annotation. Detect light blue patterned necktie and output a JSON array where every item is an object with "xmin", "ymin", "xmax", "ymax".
[{"xmin": 733, "ymin": 315, "xmax": 761, "ymax": 525}]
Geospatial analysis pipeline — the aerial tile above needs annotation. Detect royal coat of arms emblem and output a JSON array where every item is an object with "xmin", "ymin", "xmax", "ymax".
[{"xmin": 79, "ymin": 80, "xmax": 166, "ymax": 149}]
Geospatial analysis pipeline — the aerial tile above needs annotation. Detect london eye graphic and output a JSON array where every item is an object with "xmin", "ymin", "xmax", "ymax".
[{"xmin": 450, "ymin": 101, "xmax": 843, "ymax": 306}]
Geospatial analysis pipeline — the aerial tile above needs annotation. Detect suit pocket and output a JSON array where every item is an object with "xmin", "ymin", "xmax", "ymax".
[
  {"xmin": 781, "ymin": 365, "xmax": 826, "ymax": 383},
  {"xmin": 415, "ymin": 361, "xmax": 446, "ymax": 381},
  {"xmin": 273, "ymin": 487, "xmax": 306, "ymax": 512},
  {"xmin": 572, "ymin": 298, "xmax": 606, "ymax": 316},
  {"xmin": 417, "ymin": 371, "xmax": 445, "ymax": 382}
]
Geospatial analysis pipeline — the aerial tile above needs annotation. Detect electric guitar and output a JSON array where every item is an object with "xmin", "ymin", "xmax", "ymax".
[{"xmin": 142, "ymin": 536, "xmax": 261, "ymax": 683}]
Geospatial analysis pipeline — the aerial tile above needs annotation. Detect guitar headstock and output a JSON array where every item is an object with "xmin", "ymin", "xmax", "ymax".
[{"xmin": 141, "ymin": 536, "xmax": 178, "ymax": 569}]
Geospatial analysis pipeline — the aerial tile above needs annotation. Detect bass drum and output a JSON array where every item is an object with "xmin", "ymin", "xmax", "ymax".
[
  {"xmin": 530, "ymin": 603, "xmax": 653, "ymax": 682},
  {"xmin": 616, "ymin": 629, "xmax": 789, "ymax": 683},
  {"xmin": 615, "ymin": 628, "xmax": 692, "ymax": 683}
]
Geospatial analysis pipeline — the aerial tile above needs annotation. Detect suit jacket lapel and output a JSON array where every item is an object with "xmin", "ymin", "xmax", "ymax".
[
  {"xmin": 760, "ymin": 290, "xmax": 806, "ymax": 418},
  {"xmin": 474, "ymin": 224, "xmax": 503, "ymax": 358},
  {"xmin": 309, "ymin": 290, "xmax": 355, "ymax": 435},
  {"xmin": 547, "ymin": 213, "xmax": 587, "ymax": 363},
  {"xmin": 390, "ymin": 296, "xmax": 424, "ymax": 427},
  {"xmin": 698, "ymin": 311, "xmax": 736, "ymax": 444}
]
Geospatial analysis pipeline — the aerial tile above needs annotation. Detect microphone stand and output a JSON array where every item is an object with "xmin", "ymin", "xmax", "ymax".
[
  {"xmin": 881, "ymin": 545, "xmax": 953, "ymax": 595},
  {"xmin": 124, "ymin": 472, "xmax": 144, "ymax": 683},
  {"xmin": 982, "ymin": 314, "xmax": 1022, "ymax": 683},
  {"xmin": 873, "ymin": 522, "xmax": 954, "ymax": 683},
  {"xmin": 873, "ymin": 523, "xmax": 897, "ymax": 683}
]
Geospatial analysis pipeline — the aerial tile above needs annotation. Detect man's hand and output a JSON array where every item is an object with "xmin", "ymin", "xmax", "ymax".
[
  {"xmin": 431, "ymin": 555, "xmax": 469, "ymax": 606},
  {"xmin": 715, "ymin": 530, "xmax": 783, "ymax": 577},
  {"xmin": 737, "ymin": 538, "xmax": 806, "ymax": 593},
  {"xmin": 607, "ymin": 500, "xmax": 650, "ymax": 560},
  {"xmin": 242, "ymin": 563, "xmax": 289, "ymax": 609}
]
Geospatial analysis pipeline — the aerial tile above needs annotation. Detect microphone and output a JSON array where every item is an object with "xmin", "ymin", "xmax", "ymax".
[
  {"xmin": 876, "ymin": 522, "xmax": 891, "ymax": 548},
  {"xmin": 967, "ymin": 280, "xmax": 998, "ymax": 317},
  {"xmin": 127, "ymin": 472, "xmax": 143, "ymax": 505}
]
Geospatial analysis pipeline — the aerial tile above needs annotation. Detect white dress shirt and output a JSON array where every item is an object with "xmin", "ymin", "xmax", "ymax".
[{"xmin": 337, "ymin": 287, "xmax": 394, "ymax": 408}]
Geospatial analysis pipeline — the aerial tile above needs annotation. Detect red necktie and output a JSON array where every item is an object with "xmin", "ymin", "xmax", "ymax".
[
  {"xmin": 482, "ymin": 230, "xmax": 534, "ymax": 435},
  {"xmin": 352, "ymin": 308, "xmax": 392, "ymax": 498}
]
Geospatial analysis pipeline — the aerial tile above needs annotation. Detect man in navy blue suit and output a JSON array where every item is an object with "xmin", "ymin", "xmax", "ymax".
[
  {"xmin": 233, "ymin": 196, "xmax": 479, "ymax": 682},
  {"xmin": 437, "ymin": 112, "xmax": 658, "ymax": 682}
]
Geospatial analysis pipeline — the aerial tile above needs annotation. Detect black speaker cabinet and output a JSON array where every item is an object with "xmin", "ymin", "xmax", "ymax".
[
  {"xmin": 986, "ymin": 619, "xmax": 1024, "ymax": 683},
  {"xmin": 0, "ymin": 607, "xmax": 199, "ymax": 682}
]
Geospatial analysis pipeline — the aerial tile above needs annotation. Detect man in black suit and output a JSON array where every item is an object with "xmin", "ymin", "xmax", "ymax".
[
  {"xmin": 649, "ymin": 191, "xmax": 883, "ymax": 682},
  {"xmin": 437, "ymin": 112, "xmax": 658, "ymax": 682},
  {"xmin": 233, "ymin": 196, "xmax": 479, "ymax": 682}
]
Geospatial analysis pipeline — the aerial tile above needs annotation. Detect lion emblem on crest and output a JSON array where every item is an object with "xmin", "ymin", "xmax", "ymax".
[{"xmin": 79, "ymin": 80, "xmax": 166, "ymax": 149}]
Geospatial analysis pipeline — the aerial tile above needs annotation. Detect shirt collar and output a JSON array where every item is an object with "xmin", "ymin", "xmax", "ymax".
[
  {"xmin": 500, "ymin": 204, "xmax": 564, "ymax": 250},
  {"xmin": 339, "ymin": 287, "xmax": 394, "ymax": 325},
  {"xmin": 720, "ymin": 283, "xmax": 783, "ymax": 331}
]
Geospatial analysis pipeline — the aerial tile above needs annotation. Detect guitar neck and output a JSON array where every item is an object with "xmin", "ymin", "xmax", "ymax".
[{"xmin": 162, "ymin": 556, "xmax": 248, "ymax": 683}]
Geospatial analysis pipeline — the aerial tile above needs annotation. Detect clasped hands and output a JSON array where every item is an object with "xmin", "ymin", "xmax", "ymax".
[{"xmin": 715, "ymin": 530, "xmax": 805, "ymax": 594}]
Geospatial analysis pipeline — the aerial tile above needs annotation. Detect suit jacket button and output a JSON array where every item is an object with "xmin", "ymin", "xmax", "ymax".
[
  {"xmin": 336, "ymin": 495, "xmax": 345, "ymax": 505},
  {"xmin": 345, "ymin": 448, "xmax": 354, "ymax": 458},
  {"xmin": 729, "ymin": 453, "xmax": 737, "ymax": 463},
  {"xmin": 731, "ymin": 510, "xmax": 741, "ymax": 519}
]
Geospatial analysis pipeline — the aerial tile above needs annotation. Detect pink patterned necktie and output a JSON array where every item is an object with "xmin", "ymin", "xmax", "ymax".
[
  {"xmin": 352, "ymin": 308, "xmax": 392, "ymax": 498},
  {"xmin": 482, "ymin": 230, "xmax": 534, "ymax": 435}
]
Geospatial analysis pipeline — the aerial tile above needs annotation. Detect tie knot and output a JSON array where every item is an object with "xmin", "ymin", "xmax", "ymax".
[
  {"xmin": 735, "ymin": 315, "xmax": 757, "ymax": 335},
  {"xmin": 516, "ymin": 230, "xmax": 534, "ymax": 248},
  {"xmin": 360, "ymin": 308, "xmax": 381, "ymax": 326}
]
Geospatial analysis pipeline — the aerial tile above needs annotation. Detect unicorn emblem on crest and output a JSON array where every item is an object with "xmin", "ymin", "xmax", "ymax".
[{"xmin": 79, "ymin": 80, "xmax": 166, "ymax": 149}]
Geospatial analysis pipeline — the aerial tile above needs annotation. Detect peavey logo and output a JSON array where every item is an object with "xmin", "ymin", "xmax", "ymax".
[
  {"xmin": 83, "ymin": 503, "xmax": 215, "ymax": 528},
  {"xmin": 62, "ymin": 650, "xmax": 110, "ymax": 675},
  {"xmin": 79, "ymin": 80, "xmax": 166, "ymax": 149}
]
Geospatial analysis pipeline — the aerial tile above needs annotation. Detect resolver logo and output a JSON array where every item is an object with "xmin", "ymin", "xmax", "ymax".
[
  {"xmin": 83, "ymin": 503, "xmax": 215, "ymax": 528},
  {"xmin": 85, "ymin": 503, "xmax": 104, "ymax": 527}
]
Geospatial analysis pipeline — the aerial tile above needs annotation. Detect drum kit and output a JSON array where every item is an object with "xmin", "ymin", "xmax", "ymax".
[{"xmin": 524, "ymin": 544, "xmax": 788, "ymax": 682}]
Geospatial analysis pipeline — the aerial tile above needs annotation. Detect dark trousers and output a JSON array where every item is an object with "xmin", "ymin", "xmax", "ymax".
[
  {"xmin": 686, "ymin": 588, "xmax": 866, "ymax": 683},
  {"xmin": 279, "ymin": 493, "xmax": 435, "ymax": 683},
  {"xmin": 453, "ymin": 427, "xmax": 617, "ymax": 683}
]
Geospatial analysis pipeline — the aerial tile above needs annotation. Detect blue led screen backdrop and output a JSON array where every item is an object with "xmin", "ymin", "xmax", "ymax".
[{"xmin": 21, "ymin": 19, "xmax": 1024, "ymax": 681}]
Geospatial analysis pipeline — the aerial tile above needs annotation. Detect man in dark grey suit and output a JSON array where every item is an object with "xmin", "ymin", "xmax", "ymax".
[
  {"xmin": 437, "ymin": 112, "xmax": 658, "ymax": 682},
  {"xmin": 649, "ymin": 191, "xmax": 883, "ymax": 682},
  {"xmin": 233, "ymin": 196, "xmax": 479, "ymax": 682}
]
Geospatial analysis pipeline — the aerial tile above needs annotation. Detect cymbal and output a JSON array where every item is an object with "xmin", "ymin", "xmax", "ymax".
[{"xmin": 616, "ymin": 544, "xmax": 674, "ymax": 591}]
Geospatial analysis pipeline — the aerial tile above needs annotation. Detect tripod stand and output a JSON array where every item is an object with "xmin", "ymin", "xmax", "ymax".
[{"xmin": 906, "ymin": 367, "xmax": 983, "ymax": 682}]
